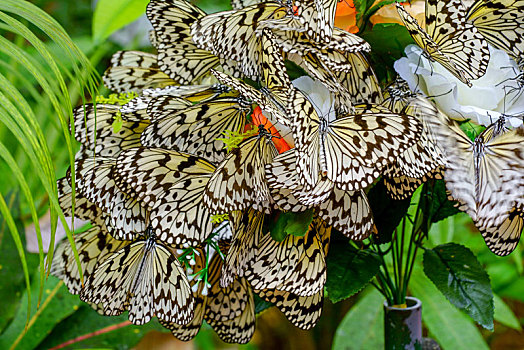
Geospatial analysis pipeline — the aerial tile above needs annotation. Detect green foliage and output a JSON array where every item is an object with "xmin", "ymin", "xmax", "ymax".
[
  {"xmin": 367, "ymin": 180, "xmax": 411, "ymax": 243},
  {"xmin": 361, "ymin": 23, "xmax": 415, "ymax": 80},
  {"xmin": 38, "ymin": 305, "xmax": 167, "ymax": 349},
  {"xmin": 410, "ymin": 265, "xmax": 489, "ymax": 350},
  {"xmin": 493, "ymin": 293, "xmax": 521, "ymax": 331},
  {"xmin": 92, "ymin": 0, "xmax": 150, "ymax": 43},
  {"xmin": 423, "ymin": 243, "xmax": 494, "ymax": 330},
  {"xmin": 0, "ymin": 275, "xmax": 81, "ymax": 350},
  {"xmin": 332, "ymin": 288, "xmax": 384, "ymax": 350},
  {"xmin": 326, "ymin": 241, "xmax": 381, "ymax": 303},
  {"xmin": 266, "ymin": 209, "xmax": 314, "ymax": 242},
  {"xmin": 425, "ymin": 180, "xmax": 461, "ymax": 223},
  {"xmin": 0, "ymin": 195, "xmax": 39, "ymax": 332},
  {"xmin": 0, "ymin": 0, "xmax": 98, "ymax": 318}
]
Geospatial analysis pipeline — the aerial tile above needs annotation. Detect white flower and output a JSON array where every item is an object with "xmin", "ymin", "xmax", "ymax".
[
  {"xmin": 394, "ymin": 45, "xmax": 524, "ymax": 127},
  {"xmin": 292, "ymin": 76, "xmax": 336, "ymax": 122}
]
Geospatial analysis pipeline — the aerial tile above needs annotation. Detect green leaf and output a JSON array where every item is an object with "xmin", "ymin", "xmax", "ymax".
[
  {"xmin": 112, "ymin": 113, "xmax": 123, "ymax": 133},
  {"xmin": 426, "ymin": 180, "xmax": 460, "ymax": 223},
  {"xmin": 326, "ymin": 241, "xmax": 381, "ymax": 303},
  {"xmin": 0, "ymin": 275, "xmax": 81, "ymax": 350},
  {"xmin": 360, "ymin": 23, "xmax": 415, "ymax": 80},
  {"xmin": 410, "ymin": 265, "xmax": 489, "ymax": 350},
  {"xmin": 92, "ymin": 0, "xmax": 150, "ymax": 43},
  {"xmin": 367, "ymin": 180, "xmax": 411, "ymax": 243},
  {"xmin": 38, "ymin": 305, "xmax": 166, "ymax": 350},
  {"xmin": 267, "ymin": 209, "xmax": 314, "ymax": 242},
  {"xmin": 423, "ymin": 243, "xmax": 494, "ymax": 330},
  {"xmin": 332, "ymin": 288, "xmax": 385, "ymax": 350},
  {"xmin": 0, "ymin": 193, "xmax": 39, "ymax": 332},
  {"xmin": 353, "ymin": 0, "xmax": 369, "ymax": 26},
  {"xmin": 493, "ymin": 293, "xmax": 522, "ymax": 331}
]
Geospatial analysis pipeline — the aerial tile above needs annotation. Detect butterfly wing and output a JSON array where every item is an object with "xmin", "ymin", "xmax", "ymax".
[
  {"xmin": 480, "ymin": 208, "xmax": 523, "ymax": 256},
  {"xmin": 74, "ymin": 157, "xmax": 146, "ymax": 239},
  {"xmin": 467, "ymin": 0, "xmax": 524, "ymax": 59},
  {"xmin": 81, "ymin": 239, "xmax": 194, "ymax": 325},
  {"xmin": 192, "ymin": 3, "xmax": 287, "ymax": 78},
  {"xmin": 289, "ymin": 89, "xmax": 321, "ymax": 190},
  {"xmin": 256, "ymin": 288, "xmax": 323, "ymax": 330},
  {"xmin": 325, "ymin": 105, "xmax": 422, "ymax": 190},
  {"xmin": 114, "ymin": 148, "xmax": 217, "ymax": 246},
  {"xmin": 103, "ymin": 51, "xmax": 174, "ymax": 93},
  {"xmin": 50, "ymin": 226, "xmax": 130, "ymax": 294},
  {"xmin": 141, "ymin": 96, "xmax": 249, "ymax": 163},
  {"xmin": 221, "ymin": 209, "xmax": 265, "ymax": 287},
  {"xmin": 204, "ymin": 133, "xmax": 278, "ymax": 214},
  {"xmin": 245, "ymin": 217, "xmax": 329, "ymax": 296},
  {"xmin": 73, "ymin": 104, "xmax": 149, "ymax": 157}
]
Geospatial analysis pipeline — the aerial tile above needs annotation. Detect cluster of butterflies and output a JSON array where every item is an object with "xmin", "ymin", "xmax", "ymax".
[{"xmin": 49, "ymin": 0, "xmax": 524, "ymax": 344}]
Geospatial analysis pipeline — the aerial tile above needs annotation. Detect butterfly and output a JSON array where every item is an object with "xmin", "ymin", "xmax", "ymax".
[
  {"xmin": 266, "ymin": 149, "xmax": 376, "ymax": 240},
  {"xmin": 253, "ymin": 219, "xmax": 330, "ymax": 329},
  {"xmin": 191, "ymin": 2, "xmax": 289, "ymax": 78},
  {"xmin": 160, "ymin": 244, "xmax": 256, "ymax": 343},
  {"xmin": 335, "ymin": 52, "xmax": 384, "ymax": 105},
  {"xmin": 141, "ymin": 96, "xmax": 250, "ymax": 163},
  {"xmin": 113, "ymin": 147, "xmax": 218, "ymax": 246},
  {"xmin": 415, "ymin": 97, "xmax": 524, "ymax": 255},
  {"xmin": 210, "ymin": 28, "xmax": 292, "ymax": 127},
  {"xmin": 50, "ymin": 225, "xmax": 129, "ymax": 295},
  {"xmin": 147, "ymin": 0, "xmax": 223, "ymax": 84},
  {"xmin": 119, "ymin": 83, "xmax": 236, "ymax": 121},
  {"xmin": 396, "ymin": 0, "xmax": 490, "ymax": 87},
  {"xmin": 204, "ymin": 124, "xmax": 279, "ymax": 214},
  {"xmin": 294, "ymin": 0, "xmax": 338, "ymax": 41},
  {"xmin": 381, "ymin": 96, "xmax": 446, "ymax": 200},
  {"xmin": 244, "ymin": 217, "xmax": 330, "ymax": 296},
  {"xmin": 220, "ymin": 209, "xmax": 266, "ymax": 288},
  {"xmin": 80, "ymin": 226, "xmax": 194, "ymax": 325},
  {"xmin": 74, "ymin": 156, "xmax": 147, "ymax": 240},
  {"xmin": 290, "ymin": 87, "xmax": 422, "ymax": 192},
  {"xmin": 466, "ymin": 0, "xmax": 524, "ymax": 59},
  {"xmin": 102, "ymin": 51, "xmax": 174, "ymax": 93},
  {"xmin": 57, "ymin": 176, "xmax": 105, "ymax": 226},
  {"xmin": 73, "ymin": 104, "xmax": 149, "ymax": 157}
]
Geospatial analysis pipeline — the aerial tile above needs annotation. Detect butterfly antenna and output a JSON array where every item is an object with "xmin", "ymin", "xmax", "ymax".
[{"xmin": 426, "ymin": 88, "xmax": 453, "ymax": 99}]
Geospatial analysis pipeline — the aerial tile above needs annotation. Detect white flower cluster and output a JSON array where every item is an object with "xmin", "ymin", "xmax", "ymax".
[{"xmin": 395, "ymin": 45, "xmax": 524, "ymax": 127}]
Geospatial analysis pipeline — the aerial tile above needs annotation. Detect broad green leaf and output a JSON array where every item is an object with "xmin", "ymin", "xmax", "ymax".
[
  {"xmin": 410, "ymin": 266, "xmax": 489, "ymax": 350},
  {"xmin": 360, "ymin": 23, "xmax": 414, "ymax": 80},
  {"xmin": 326, "ymin": 241, "xmax": 381, "ymax": 303},
  {"xmin": 332, "ymin": 288, "xmax": 385, "ymax": 350},
  {"xmin": 423, "ymin": 243, "xmax": 494, "ymax": 330},
  {"xmin": 267, "ymin": 209, "xmax": 314, "ymax": 242},
  {"xmin": 493, "ymin": 293, "xmax": 522, "ymax": 330},
  {"xmin": 38, "ymin": 305, "xmax": 166, "ymax": 350},
  {"xmin": 367, "ymin": 180, "xmax": 411, "ymax": 243},
  {"xmin": 92, "ymin": 0, "xmax": 150, "ymax": 43},
  {"xmin": 427, "ymin": 180, "xmax": 460, "ymax": 223},
  {"xmin": 0, "ymin": 275, "xmax": 81, "ymax": 350}
]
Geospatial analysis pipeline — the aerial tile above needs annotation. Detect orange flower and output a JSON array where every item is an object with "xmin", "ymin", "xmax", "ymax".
[
  {"xmin": 369, "ymin": 0, "xmax": 425, "ymax": 27},
  {"xmin": 335, "ymin": 0, "xmax": 359, "ymax": 34},
  {"xmin": 249, "ymin": 106, "xmax": 291, "ymax": 154}
]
